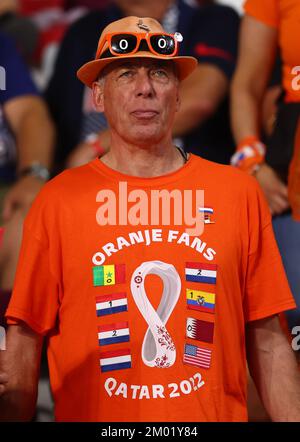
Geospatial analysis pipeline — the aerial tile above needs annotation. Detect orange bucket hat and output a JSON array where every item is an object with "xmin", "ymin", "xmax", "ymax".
[{"xmin": 77, "ymin": 16, "xmax": 198, "ymax": 88}]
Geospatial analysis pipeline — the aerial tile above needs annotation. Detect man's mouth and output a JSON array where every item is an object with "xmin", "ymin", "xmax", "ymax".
[{"xmin": 131, "ymin": 110, "xmax": 159, "ymax": 119}]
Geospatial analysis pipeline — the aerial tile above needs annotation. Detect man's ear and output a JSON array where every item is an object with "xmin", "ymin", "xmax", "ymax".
[{"xmin": 92, "ymin": 81, "xmax": 105, "ymax": 112}]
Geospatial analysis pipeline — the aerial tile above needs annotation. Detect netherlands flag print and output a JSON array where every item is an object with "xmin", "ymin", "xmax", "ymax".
[
  {"xmin": 100, "ymin": 348, "xmax": 132, "ymax": 373},
  {"xmin": 185, "ymin": 262, "xmax": 217, "ymax": 284},
  {"xmin": 96, "ymin": 292, "xmax": 127, "ymax": 316},
  {"xmin": 98, "ymin": 321, "xmax": 130, "ymax": 346}
]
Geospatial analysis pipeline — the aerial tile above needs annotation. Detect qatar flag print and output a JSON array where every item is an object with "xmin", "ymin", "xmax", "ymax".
[{"xmin": 186, "ymin": 317, "xmax": 214, "ymax": 343}]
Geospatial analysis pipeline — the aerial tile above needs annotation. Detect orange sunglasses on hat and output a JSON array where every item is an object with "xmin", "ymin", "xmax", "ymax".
[
  {"xmin": 77, "ymin": 16, "xmax": 198, "ymax": 88},
  {"xmin": 96, "ymin": 32, "xmax": 179, "ymax": 58}
]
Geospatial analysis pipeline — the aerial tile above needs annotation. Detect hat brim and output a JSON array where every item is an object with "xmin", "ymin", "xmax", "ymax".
[{"xmin": 77, "ymin": 51, "xmax": 198, "ymax": 87}]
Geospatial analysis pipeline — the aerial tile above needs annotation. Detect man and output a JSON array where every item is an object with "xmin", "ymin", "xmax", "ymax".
[
  {"xmin": 0, "ymin": 17, "xmax": 300, "ymax": 422},
  {"xmin": 45, "ymin": 0, "xmax": 239, "ymax": 170},
  {"xmin": 0, "ymin": 32, "xmax": 54, "ymax": 326}
]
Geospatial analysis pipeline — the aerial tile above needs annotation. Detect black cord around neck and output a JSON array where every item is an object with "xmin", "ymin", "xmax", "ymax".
[{"xmin": 176, "ymin": 146, "xmax": 188, "ymax": 164}]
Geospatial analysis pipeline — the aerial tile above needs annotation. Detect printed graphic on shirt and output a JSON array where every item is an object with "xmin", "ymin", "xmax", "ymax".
[
  {"xmin": 100, "ymin": 348, "xmax": 132, "ymax": 372},
  {"xmin": 130, "ymin": 260, "xmax": 181, "ymax": 368},
  {"xmin": 91, "ymin": 232, "xmax": 219, "ymax": 400},
  {"xmin": 198, "ymin": 207, "xmax": 215, "ymax": 224},
  {"xmin": 104, "ymin": 371, "xmax": 205, "ymax": 400},
  {"xmin": 92, "ymin": 229, "xmax": 217, "ymax": 266},
  {"xmin": 96, "ymin": 292, "xmax": 128, "ymax": 316},
  {"xmin": 93, "ymin": 264, "xmax": 125, "ymax": 286},
  {"xmin": 185, "ymin": 262, "xmax": 217, "ymax": 284},
  {"xmin": 186, "ymin": 317, "xmax": 214, "ymax": 343},
  {"xmin": 186, "ymin": 288, "xmax": 216, "ymax": 314},
  {"xmin": 183, "ymin": 343, "xmax": 212, "ymax": 369},
  {"xmin": 98, "ymin": 321, "xmax": 130, "ymax": 346}
]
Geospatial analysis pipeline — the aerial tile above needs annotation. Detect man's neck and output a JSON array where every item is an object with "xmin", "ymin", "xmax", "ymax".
[{"xmin": 100, "ymin": 136, "xmax": 187, "ymax": 178}]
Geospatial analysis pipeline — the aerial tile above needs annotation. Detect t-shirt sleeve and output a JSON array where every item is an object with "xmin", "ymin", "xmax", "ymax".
[
  {"xmin": 244, "ymin": 0, "xmax": 279, "ymax": 29},
  {"xmin": 0, "ymin": 32, "xmax": 38, "ymax": 104},
  {"xmin": 5, "ymin": 185, "xmax": 63, "ymax": 335},
  {"xmin": 243, "ymin": 179, "xmax": 296, "ymax": 322},
  {"xmin": 189, "ymin": 5, "xmax": 240, "ymax": 79}
]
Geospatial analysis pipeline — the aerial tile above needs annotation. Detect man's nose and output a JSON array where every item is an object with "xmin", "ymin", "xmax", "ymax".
[{"xmin": 135, "ymin": 70, "xmax": 155, "ymax": 97}]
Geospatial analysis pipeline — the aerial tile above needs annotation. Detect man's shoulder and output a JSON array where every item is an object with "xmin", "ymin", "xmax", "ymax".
[
  {"xmin": 191, "ymin": 154, "xmax": 259, "ymax": 193},
  {"xmin": 191, "ymin": 154, "xmax": 246, "ymax": 178},
  {"xmin": 46, "ymin": 163, "xmax": 94, "ymax": 190},
  {"xmin": 23, "ymin": 163, "xmax": 98, "ymax": 230}
]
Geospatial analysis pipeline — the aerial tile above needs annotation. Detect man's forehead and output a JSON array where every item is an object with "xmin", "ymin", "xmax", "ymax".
[{"xmin": 105, "ymin": 58, "xmax": 177, "ymax": 75}]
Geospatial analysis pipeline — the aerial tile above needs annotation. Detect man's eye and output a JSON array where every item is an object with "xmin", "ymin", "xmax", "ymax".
[
  {"xmin": 152, "ymin": 70, "xmax": 168, "ymax": 78},
  {"xmin": 119, "ymin": 70, "xmax": 134, "ymax": 78}
]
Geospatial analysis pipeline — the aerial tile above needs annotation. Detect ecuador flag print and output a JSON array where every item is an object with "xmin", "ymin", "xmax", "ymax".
[{"xmin": 186, "ymin": 288, "xmax": 215, "ymax": 314}]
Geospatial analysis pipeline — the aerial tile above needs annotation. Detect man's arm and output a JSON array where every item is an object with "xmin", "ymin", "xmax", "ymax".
[
  {"xmin": 0, "ymin": 324, "xmax": 43, "ymax": 421},
  {"xmin": 231, "ymin": 15, "xmax": 277, "ymax": 143},
  {"xmin": 230, "ymin": 15, "xmax": 288, "ymax": 215},
  {"xmin": 2, "ymin": 95, "xmax": 55, "ymax": 221},
  {"xmin": 246, "ymin": 315, "xmax": 300, "ymax": 421},
  {"xmin": 172, "ymin": 64, "xmax": 228, "ymax": 137}
]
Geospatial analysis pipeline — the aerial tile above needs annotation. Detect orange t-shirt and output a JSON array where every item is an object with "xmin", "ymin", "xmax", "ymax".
[
  {"xmin": 245, "ymin": 0, "xmax": 300, "ymax": 103},
  {"xmin": 6, "ymin": 154, "xmax": 295, "ymax": 422}
]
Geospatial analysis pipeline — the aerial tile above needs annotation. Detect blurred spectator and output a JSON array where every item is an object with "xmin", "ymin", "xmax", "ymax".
[
  {"xmin": 64, "ymin": 0, "xmax": 110, "ymax": 9},
  {"xmin": 231, "ymin": 0, "xmax": 300, "ymax": 331},
  {"xmin": 45, "ymin": 0, "xmax": 239, "ymax": 170},
  {"xmin": 0, "ymin": 32, "xmax": 54, "ymax": 326},
  {"xmin": 0, "ymin": 0, "xmax": 38, "ymax": 62},
  {"xmin": 18, "ymin": 1, "xmax": 88, "ymax": 87}
]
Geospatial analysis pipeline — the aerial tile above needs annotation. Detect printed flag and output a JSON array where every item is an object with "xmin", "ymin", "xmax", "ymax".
[
  {"xmin": 98, "ymin": 321, "xmax": 130, "ymax": 346},
  {"xmin": 96, "ymin": 292, "xmax": 128, "ymax": 316},
  {"xmin": 185, "ymin": 262, "xmax": 217, "ymax": 284},
  {"xmin": 186, "ymin": 317, "xmax": 214, "ymax": 343},
  {"xmin": 93, "ymin": 264, "xmax": 125, "ymax": 286},
  {"xmin": 186, "ymin": 288, "xmax": 215, "ymax": 313},
  {"xmin": 100, "ymin": 348, "xmax": 132, "ymax": 372},
  {"xmin": 198, "ymin": 207, "xmax": 215, "ymax": 224},
  {"xmin": 183, "ymin": 343, "xmax": 212, "ymax": 369}
]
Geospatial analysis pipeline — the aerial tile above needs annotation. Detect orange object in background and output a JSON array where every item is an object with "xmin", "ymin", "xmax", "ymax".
[{"xmin": 245, "ymin": 0, "xmax": 300, "ymax": 104}]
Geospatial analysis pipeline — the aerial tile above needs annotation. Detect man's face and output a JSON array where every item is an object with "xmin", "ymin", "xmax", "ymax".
[{"xmin": 93, "ymin": 59, "xmax": 180, "ymax": 147}]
